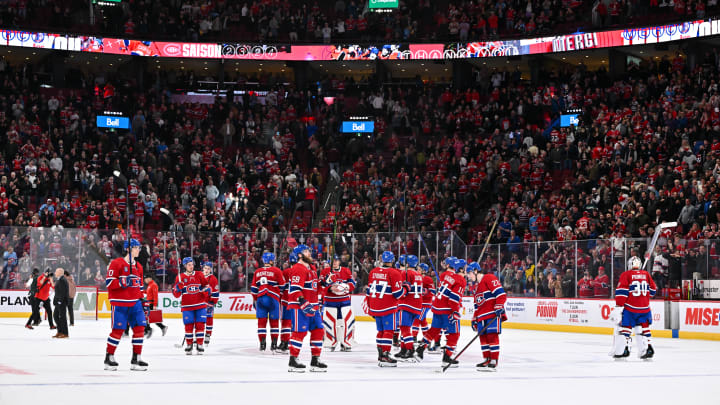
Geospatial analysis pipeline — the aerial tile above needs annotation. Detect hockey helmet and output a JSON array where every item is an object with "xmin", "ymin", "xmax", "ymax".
[
  {"xmin": 293, "ymin": 244, "xmax": 310, "ymax": 256},
  {"xmin": 381, "ymin": 251, "xmax": 395, "ymax": 264},
  {"xmin": 418, "ymin": 263, "xmax": 429, "ymax": 273},
  {"xmin": 182, "ymin": 257, "xmax": 194, "ymax": 266},
  {"xmin": 262, "ymin": 252, "xmax": 276, "ymax": 264},
  {"xmin": 398, "ymin": 254, "xmax": 407, "ymax": 265},
  {"xmin": 124, "ymin": 238, "xmax": 141, "ymax": 249},
  {"xmin": 407, "ymin": 255, "xmax": 419, "ymax": 268},
  {"xmin": 467, "ymin": 262, "xmax": 481, "ymax": 272},
  {"xmin": 288, "ymin": 252, "xmax": 298, "ymax": 264}
]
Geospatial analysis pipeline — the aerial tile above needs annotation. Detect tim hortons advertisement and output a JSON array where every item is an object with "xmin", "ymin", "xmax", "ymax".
[{"xmin": 680, "ymin": 301, "xmax": 720, "ymax": 333}]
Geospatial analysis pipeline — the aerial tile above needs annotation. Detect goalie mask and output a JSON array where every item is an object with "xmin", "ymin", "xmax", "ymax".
[{"xmin": 627, "ymin": 256, "xmax": 642, "ymax": 270}]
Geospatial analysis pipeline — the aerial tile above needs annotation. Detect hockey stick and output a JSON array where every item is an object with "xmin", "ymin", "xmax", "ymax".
[
  {"xmin": 418, "ymin": 234, "xmax": 441, "ymax": 280},
  {"xmin": 476, "ymin": 211, "xmax": 500, "ymax": 264},
  {"xmin": 439, "ymin": 316, "xmax": 499, "ymax": 373},
  {"xmin": 641, "ymin": 221, "xmax": 677, "ymax": 270}
]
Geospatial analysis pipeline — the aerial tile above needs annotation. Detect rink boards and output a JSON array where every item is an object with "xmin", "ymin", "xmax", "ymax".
[{"xmin": 1, "ymin": 289, "xmax": 718, "ymax": 340}]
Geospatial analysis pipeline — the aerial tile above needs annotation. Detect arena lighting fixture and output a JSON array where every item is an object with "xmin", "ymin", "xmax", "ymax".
[{"xmin": 323, "ymin": 97, "xmax": 335, "ymax": 106}]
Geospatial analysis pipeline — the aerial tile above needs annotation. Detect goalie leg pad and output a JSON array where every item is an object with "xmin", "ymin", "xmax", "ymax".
[
  {"xmin": 323, "ymin": 307, "xmax": 339, "ymax": 348},
  {"xmin": 340, "ymin": 306, "xmax": 355, "ymax": 348},
  {"xmin": 614, "ymin": 327, "xmax": 631, "ymax": 356}
]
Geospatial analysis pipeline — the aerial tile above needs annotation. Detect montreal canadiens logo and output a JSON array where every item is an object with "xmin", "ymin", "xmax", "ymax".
[
  {"xmin": 162, "ymin": 43, "xmax": 181, "ymax": 56},
  {"xmin": 475, "ymin": 295, "xmax": 486, "ymax": 306}
]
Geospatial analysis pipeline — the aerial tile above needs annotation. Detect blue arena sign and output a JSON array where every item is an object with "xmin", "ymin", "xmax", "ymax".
[{"xmin": 97, "ymin": 115, "xmax": 130, "ymax": 129}]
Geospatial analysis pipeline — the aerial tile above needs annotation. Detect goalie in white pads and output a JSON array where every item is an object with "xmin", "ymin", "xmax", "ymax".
[
  {"xmin": 610, "ymin": 256, "xmax": 657, "ymax": 360},
  {"xmin": 320, "ymin": 255, "xmax": 356, "ymax": 351}
]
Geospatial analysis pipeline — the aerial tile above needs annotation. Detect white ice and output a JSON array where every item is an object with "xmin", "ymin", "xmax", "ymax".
[{"xmin": 1, "ymin": 318, "xmax": 719, "ymax": 405}]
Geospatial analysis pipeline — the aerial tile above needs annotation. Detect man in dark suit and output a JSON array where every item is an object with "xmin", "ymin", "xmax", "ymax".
[{"xmin": 52, "ymin": 268, "xmax": 69, "ymax": 338}]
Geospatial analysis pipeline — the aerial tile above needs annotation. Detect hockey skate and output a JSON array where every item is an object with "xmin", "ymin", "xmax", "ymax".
[
  {"xmin": 104, "ymin": 353, "xmax": 118, "ymax": 371},
  {"xmin": 195, "ymin": 343, "xmax": 205, "ymax": 355},
  {"xmin": 339, "ymin": 344, "xmax": 352, "ymax": 352},
  {"xmin": 130, "ymin": 353, "xmax": 148, "ymax": 371},
  {"xmin": 288, "ymin": 356, "xmax": 306, "ymax": 373},
  {"xmin": 144, "ymin": 327, "xmax": 153, "ymax": 339},
  {"xmin": 277, "ymin": 341, "xmax": 289, "ymax": 354},
  {"xmin": 640, "ymin": 344, "xmax": 654, "ymax": 360},
  {"xmin": 427, "ymin": 341, "xmax": 442, "ymax": 354},
  {"xmin": 613, "ymin": 346, "xmax": 630, "ymax": 360},
  {"xmin": 414, "ymin": 344, "xmax": 426, "ymax": 361},
  {"xmin": 259, "ymin": 340, "xmax": 267, "ymax": 352},
  {"xmin": 477, "ymin": 359, "xmax": 497, "ymax": 372},
  {"xmin": 378, "ymin": 348, "xmax": 398, "ymax": 367},
  {"xmin": 204, "ymin": 336, "xmax": 211, "ymax": 347},
  {"xmin": 394, "ymin": 348, "xmax": 415, "ymax": 363},
  {"xmin": 310, "ymin": 356, "xmax": 328, "ymax": 372},
  {"xmin": 442, "ymin": 352, "xmax": 459, "ymax": 369},
  {"xmin": 185, "ymin": 344, "xmax": 193, "ymax": 355},
  {"xmin": 160, "ymin": 325, "xmax": 169, "ymax": 336},
  {"xmin": 270, "ymin": 339, "xmax": 278, "ymax": 354}
]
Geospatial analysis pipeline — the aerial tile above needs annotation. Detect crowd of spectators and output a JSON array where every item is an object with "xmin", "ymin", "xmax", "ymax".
[
  {"xmin": 4, "ymin": 0, "xmax": 718, "ymax": 44},
  {"xmin": 4, "ymin": 42, "xmax": 720, "ymax": 296}
]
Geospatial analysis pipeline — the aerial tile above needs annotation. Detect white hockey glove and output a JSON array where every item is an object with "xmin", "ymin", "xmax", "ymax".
[{"xmin": 609, "ymin": 306, "xmax": 623, "ymax": 324}]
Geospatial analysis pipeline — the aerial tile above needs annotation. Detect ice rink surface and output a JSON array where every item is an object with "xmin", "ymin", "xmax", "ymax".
[{"xmin": 1, "ymin": 318, "xmax": 719, "ymax": 405}]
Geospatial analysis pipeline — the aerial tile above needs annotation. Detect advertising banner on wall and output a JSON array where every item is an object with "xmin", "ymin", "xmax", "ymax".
[
  {"xmin": 2, "ymin": 18, "xmax": 720, "ymax": 61},
  {"xmin": 679, "ymin": 301, "xmax": 720, "ymax": 333}
]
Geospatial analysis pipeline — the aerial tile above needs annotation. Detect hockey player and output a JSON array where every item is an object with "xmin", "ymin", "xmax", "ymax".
[
  {"xmin": 395, "ymin": 254, "xmax": 424, "ymax": 362},
  {"xmin": 321, "ymin": 255, "xmax": 356, "ymax": 351},
  {"xmin": 366, "ymin": 251, "xmax": 407, "ymax": 367},
  {"xmin": 277, "ymin": 252, "xmax": 298, "ymax": 354},
  {"xmin": 173, "ymin": 257, "xmax": 211, "ymax": 355},
  {"xmin": 610, "ymin": 256, "xmax": 657, "ymax": 360},
  {"xmin": 251, "ymin": 252, "xmax": 286, "ymax": 352},
  {"xmin": 469, "ymin": 262, "xmax": 506, "ymax": 371},
  {"xmin": 104, "ymin": 239, "xmax": 148, "ymax": 371},
  {"xmin": 286, "ymin": 244, "xmax": 327, "ymax": 372},
  {"xmin": 411, "ymin": 263, "xmax": 435, "ymax": 342},
  {"xmin": 415, "ymin": 257, "xmax": 466, "ymax": 368},
  {"xmin": 392, "ymin": 254, "xmax": 408, "ymax": 348},
  {"xmin": 428, "ymin": 257, "xmax": 458, "ymax": 354},
  {"xmin": 202, "ymin": 261, "xmax": 219, "ymax": 346}
]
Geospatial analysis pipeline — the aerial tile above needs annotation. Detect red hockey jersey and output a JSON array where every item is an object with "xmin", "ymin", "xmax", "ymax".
[
  {"xmin": 173, "ymin": 271, "xmax": 210, "ymax": 312},
  {"xmin": 365, "ymin": 266, "xmax": 405, "ymax": 317},
  {"xmin": 615, "ymin": 269, "xmax": 657, "ymax": 313},
  {"xmin": 106, "ymin": 257, "xmax": 144, "ymax": 307},
  {"xmin": 432, "ymin": 270, "xmax": 466, "ymax": 314},
  {"xmin": 251, "ymin": 265, "xmax": 286, "ymax": 303},
  {"xmin": 286, "ymin": 263, "xmax": 319, "ymax": 312},
  {"xmin": 320, "ymin": 266, "xmax": 355, "ymax": 306},
  {"xmin": 422, "ymin": 275, "xmax": 436, "ymax": 307},
  {"xmin": 398, "ymin": 268, "xmax": 424, "ymax": 315},
  {"xmin": 281, "ymin": 266, "xmax": 292, "ymax": 306},
  {"xmin": 206, "ymin": 274, "xmax": 220, "ymax": 307},
  {"xmin": 472, "ymin": 273, "xmax": 507, "ymax": 322}
]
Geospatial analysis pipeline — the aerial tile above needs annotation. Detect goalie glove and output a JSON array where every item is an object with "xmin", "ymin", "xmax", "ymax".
[{"xmin": 609, "ymin": 306, "xmax": 623, "ymax": 324}]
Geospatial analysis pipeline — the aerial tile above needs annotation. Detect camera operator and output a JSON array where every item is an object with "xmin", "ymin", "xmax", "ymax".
[
  {"xmin": 24, "ymin": 269, "xmax": 40, "ymax": 329},
  {"xmin": 35, "ymin": 268, "xmax": 55, "ymax": 330},
  {"xmin": 52, "ymin": 268, "xmax": 69, "ymax": 338}
]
